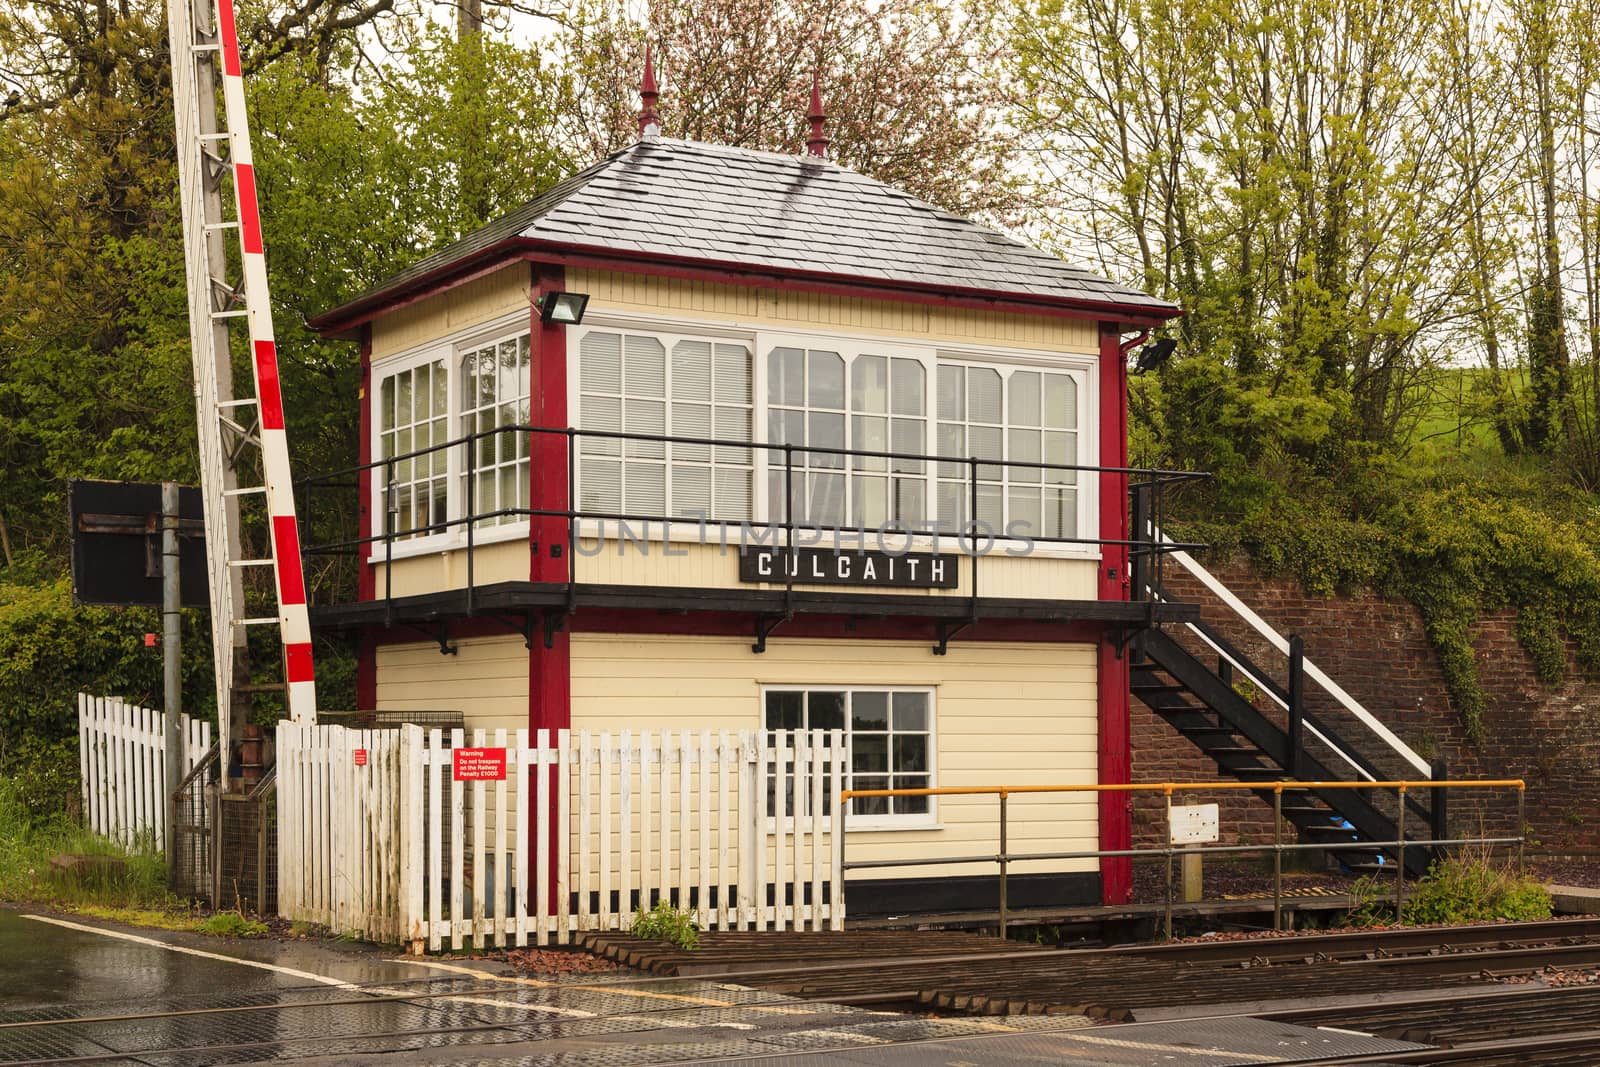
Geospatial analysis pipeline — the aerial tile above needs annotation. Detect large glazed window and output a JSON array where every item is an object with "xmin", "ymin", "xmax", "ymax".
[
  {"xmin": 763, "ymin": 687, "xmax": 934, "ymax": 824},
  {"xmin": 460, "ymin": 333, "xmax": 531, "ymax": 527},
  {"xmin": 577, "ymin": 329, "xmax": 753, "ymax": 522},
  {"xmin": 936, "ymin": 363, "xmax": 1081, "ymax": 539},
  {"xmin": 767, "ymin": 346, "xmax": 927, "ymax": 528},
  {"xmin": 377, "ymin": 359, "xmax": 448, "ymax": 539}
]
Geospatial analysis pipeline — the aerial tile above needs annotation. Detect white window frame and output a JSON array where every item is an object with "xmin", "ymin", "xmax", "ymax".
[
  {"xmin": 933, "ymin": 352, "xmax": 1096, "ymax": 554},
  {"xmin": 759, "ymin": 683, "xmax": 939, "ymax": 831},
  {"xmin": 458, "ymin": 328, "xmax": 533, "ymax": 531},
  {"xmin": 567, "ymin": 316, "xmax": 758, "ymax": 541},
  {"xmin": 367, "ymin": 310, "xmax": 534, "ymax": 563},
  {"xmin": 755, "ymin": 333, "xmax": 936, "ymax": 537}
]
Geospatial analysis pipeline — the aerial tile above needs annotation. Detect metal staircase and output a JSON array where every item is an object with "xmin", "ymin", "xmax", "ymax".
[
  {"xmin": 1131, "ymin": 495, "xmax": 1441, "ymax": 877},
  {"xmin": 167, "ymin": 0, "xmax": 318, "ymax": 760}
]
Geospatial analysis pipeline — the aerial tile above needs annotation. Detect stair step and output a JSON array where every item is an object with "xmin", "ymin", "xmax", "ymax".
[
  {"xmin": 1131, "ymin": 682, "xmax": 1188, "ymax": 694},
  {"xmin": 1280, "ymin": 804, "xmax": 1335, "ymax": 819},
  {"xmin": 1298, "ymin": 824, "xmax": 1362, "ymax": 839},
  {"xmin": 1205, "ymin": 746, "xmax": 1260, "ymax": 758},
  {"xmin": 1342, "ymin": 862, "xmax": 1393, "ymax": 875},
  {"xmin": 1230, "ymin": 767, "xmax": 1292, "ymax": 780},
  {"xmin": 1176, "ymin": 726, "xmax": 1240, "ymax": 741}
]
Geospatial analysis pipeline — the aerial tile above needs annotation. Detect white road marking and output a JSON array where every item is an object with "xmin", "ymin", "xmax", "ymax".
[
  {"xmin": 22, "ymin": 915, "xmax": 594, "ymax": 1018},
  {"xmin": 23, "ymin": 915, "xmax": 358, "ymax": 989}
]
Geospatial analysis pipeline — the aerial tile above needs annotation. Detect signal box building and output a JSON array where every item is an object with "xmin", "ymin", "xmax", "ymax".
[{"xmin": 307, "ymin": 108, "xmax": 1194, "ymax": 912}]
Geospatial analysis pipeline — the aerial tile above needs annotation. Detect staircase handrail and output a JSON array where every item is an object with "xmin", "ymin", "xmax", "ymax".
[{"xmin": 1154, "ymin": 528, "xmax": 1431, "ymax": 778}]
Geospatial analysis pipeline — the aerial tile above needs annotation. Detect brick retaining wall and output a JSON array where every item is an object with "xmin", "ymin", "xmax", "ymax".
[{"xmin": 1129, "ymin": 559, "xmax": 1600, "ymax": 855}]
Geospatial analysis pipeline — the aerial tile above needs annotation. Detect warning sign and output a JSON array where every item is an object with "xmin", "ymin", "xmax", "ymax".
[
  {"xmin": 453, "ymin": 747, "xmax": 507, "ymax": 781},
  {"xmin": 353, "ymin": 748, "xmax": 368, "ymax": 767}
]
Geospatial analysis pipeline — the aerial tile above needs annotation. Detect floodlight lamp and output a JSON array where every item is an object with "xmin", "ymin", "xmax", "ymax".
[
  {"xmin": 1132, "ymin": 337, "xmax": 1178, "ymax": 375},
  {"xmin": 539, "ymin": 291, "xmax": 590, "ymax": 325}
]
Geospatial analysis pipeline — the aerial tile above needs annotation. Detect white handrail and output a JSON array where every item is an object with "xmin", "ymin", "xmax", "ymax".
[{"xmin": 1152, "ymin": 531, "xmax": 1432, "ymax": 778}]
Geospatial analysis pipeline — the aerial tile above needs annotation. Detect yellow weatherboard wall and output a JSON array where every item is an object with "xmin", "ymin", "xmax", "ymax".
[
  {"xmin": 568, "ymin": 269, "xmax": 1103, "ymax": 355},
  {"xmin": 371, "ymin": 265, "xmax": 530, "ymax": 360},
  {"xmin": 368, "ymin": 263, "xmax": 1102, "ymax": 366},
  {"xmin": 570, "ymin": 634, "xmax": 1100, "ymax": 881}
]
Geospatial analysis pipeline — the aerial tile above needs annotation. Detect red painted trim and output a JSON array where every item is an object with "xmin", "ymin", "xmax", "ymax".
[
  {"xmin": 1096, "ymin": 321, "xmax": 1133, "ymax": 905},
  {"xmin": 255, "ymin": 340, "xmax": 284, "ymax": 430},
  {"xmin": 356, "ymin": 326, "xmax": 377, "ymax": 711},
  {"xmin": 309, "ymin": 240, "xmax": 1181, "ymax": 338},
  {"xmin": 284, "ymin": 642, "xmax": 315, "ymax": 684},
  {"xmin": 528, "ymin": 264, "xmax": 570, "ymax": 588},
  {"xmin": 357, "ymin": 326, "xmax": 375, "ymax": 603},
  {"xmin": 235, "ymin": 163, "xmax": 263, "ymax": 255},
  {"xmin": 215, "ymin": 0, "xmax": 242, "ymax": 76},
  {"xmin": 568, "ymin": 610, "xmax": 1106, "ymax": 645},
  {"xmin": 271, "ymin": 515, "xmax": 307, "ymax": 606},
  {"xmin": 527, "ymin": 263, "xmax": 571, "ymax": 913}
]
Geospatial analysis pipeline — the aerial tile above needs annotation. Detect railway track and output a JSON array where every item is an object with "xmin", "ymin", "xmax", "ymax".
[{"xmin": 579, "ymin": 917, "xmax": 1600, "ymax": 1020}]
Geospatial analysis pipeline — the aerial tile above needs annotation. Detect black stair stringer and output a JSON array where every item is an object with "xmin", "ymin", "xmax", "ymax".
[{"xmin": 1137, "ymin": 629, "xmax": 1431, "ymax": 878}]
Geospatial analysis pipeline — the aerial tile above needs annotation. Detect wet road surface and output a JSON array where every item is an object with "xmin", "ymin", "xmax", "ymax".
[{"xmin": 0, "ymin": 908, "xmax": 1431, "ymax": 1065}]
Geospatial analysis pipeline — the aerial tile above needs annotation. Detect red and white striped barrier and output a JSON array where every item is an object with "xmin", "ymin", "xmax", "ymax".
[{"xmin": 214, "ymin": 0, "xmax": 318, "ymax": 723}]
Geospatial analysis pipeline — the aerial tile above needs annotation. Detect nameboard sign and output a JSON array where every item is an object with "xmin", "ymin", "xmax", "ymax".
[
  {"xmin": 453, "ymin": 747, "xmax": 508, "ymax": 781},
  {"xmin": 738, "ymin": 547, "xmax": 959, "ymax": 589}
]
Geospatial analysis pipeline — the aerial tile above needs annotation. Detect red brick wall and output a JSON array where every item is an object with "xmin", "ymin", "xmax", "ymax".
[{"xmin": 1129, "ymin": 560, "xmax": 1600, "ymax": 853}]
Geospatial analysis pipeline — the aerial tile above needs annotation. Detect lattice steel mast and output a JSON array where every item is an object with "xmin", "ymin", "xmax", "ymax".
[{"xmin": 166, "ymin": 0, "xmax": 318, "ymax": 760}]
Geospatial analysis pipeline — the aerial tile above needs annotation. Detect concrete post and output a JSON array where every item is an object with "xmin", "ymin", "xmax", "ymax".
[{"xmin": 162, "ymin": 481, "xmax": 183, "ymax": 885}]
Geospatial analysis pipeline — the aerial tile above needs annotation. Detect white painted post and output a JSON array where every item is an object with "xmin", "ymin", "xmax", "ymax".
[
  {"xmin": 809, "ymin": 730, "xmax": 825, "ymax": 931},
  {"xmin": 677, "ymin": 729, "xmax": 691, "ymax": 916},
  {"xmin": 738, "ymin": 730, "xmax": 756, "ymax": 930},
  {"xmin": 535, "ymin": 728, "xmax": 551, "ymax": 947},
  {"xmin": 514, "ymin": 728, "xmax": 530, "ymax": 948},
  {"xmin": 556, "ymin": 728, "xmax": 572, "ymax": 945},
  {"xmin": 717, "ymin": 730, "xmax": 732, "ymax": 931},
  {"xmin": 830, "ymin": 727, "xmax": 846, "ymax": 931},
  {"xmin": 577, "ymin": 729, "xmax": 592, "ymax": 932},
  {"xmin": 494, "ymin": 726, "xmax": 508, "ymax": 948},
  {"xmin": 618, "ymin": 730, "xmax": 633, "ymax": 924},
  {"xmin": 773, "ymin": 731, "xmax": 788, "ymax": 932},
  {"xmin": 657, "ymin": 731, "xmax": 671, "ymax": 908},
  {"xmin": 638, "ymin": 731, "xmax": 654, "ymax": 911},
  {"xmin": 398, "ymin": 725, "xmax": 421, "ymax": 950},
  {"xmin": 698, "ymin": 729, "xmax": 711, "ymax": 929},
  {"xmin": 427, "ymin": 728, "xmax": 443, "ymax": 953},
  {"xmin": 471, "ymin": 727, "xmax": 487, "ymax": 950},
  {"xmin": 598, "ymin": 730, "xmax": 612, "ymax": 931},
  {"xmin": 791, "ymin": 730, "xmax": 806, "ymax": 930},
  {"xmin": 449, "ymin": 726, "xmax": 465, "ymax": 951}
]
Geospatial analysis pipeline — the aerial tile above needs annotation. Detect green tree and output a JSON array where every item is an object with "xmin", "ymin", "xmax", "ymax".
[{"xmin": 555, "ymin": 0, "xmax": 1023, "ymax": 218}]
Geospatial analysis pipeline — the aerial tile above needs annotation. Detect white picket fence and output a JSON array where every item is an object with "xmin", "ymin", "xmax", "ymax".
[
  {"xmin": 77, "ymin": 693, "xmax": 212, "ymax": 851},
  {"xmin": 275, "ymin": 723, "xmax": 847, "ymax": 950}
]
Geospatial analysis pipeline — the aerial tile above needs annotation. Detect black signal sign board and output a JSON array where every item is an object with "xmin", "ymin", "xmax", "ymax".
[{"xmin": 69, "ymin": 479, "xmax": 209, "ymax": 608}]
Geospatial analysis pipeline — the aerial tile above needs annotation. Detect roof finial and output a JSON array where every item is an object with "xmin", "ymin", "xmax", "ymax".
[
  {"xmin": 638, "ymin": 45, "xmax": 661, "ymax": 138},
  {"xmin": 806, "ymin": 71, "xmax": 829, "ymax": 159}
]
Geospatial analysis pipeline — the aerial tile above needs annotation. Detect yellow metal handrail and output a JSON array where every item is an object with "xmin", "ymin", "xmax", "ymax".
[
  {"xmin": 841, "ymin": 779, "xmax": 1525, "ymax": 800},
  {"xmin": 835, "ymin": 778, "xmax": 1527, "ymax": 938}
]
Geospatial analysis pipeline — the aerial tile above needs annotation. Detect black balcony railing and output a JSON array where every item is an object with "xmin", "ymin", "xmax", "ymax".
[{"xmin": 296, "ymin": 424, "xmax": 1207, "ymax": 624}]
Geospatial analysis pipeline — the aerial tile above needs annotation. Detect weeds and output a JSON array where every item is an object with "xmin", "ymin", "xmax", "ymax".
[
  {"xmin": 197, "ymin": 912, "xmax": 269, "ymax": 938},
  {"xmin": 629, "ymin": 901, "xmax": 699, "ymax": 950},
  {"xmin": 0, "ymin": 777, "xmax": 172, "ymax": 909},
  {"xmin": 1346, "ymin": 847, "xmax": 1552, "ymax": 926}
]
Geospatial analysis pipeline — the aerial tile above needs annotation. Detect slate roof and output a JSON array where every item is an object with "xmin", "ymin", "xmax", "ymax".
[{"xmin": 313, "ymin": 138, "xmax": 1178, "ymax": 330}]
